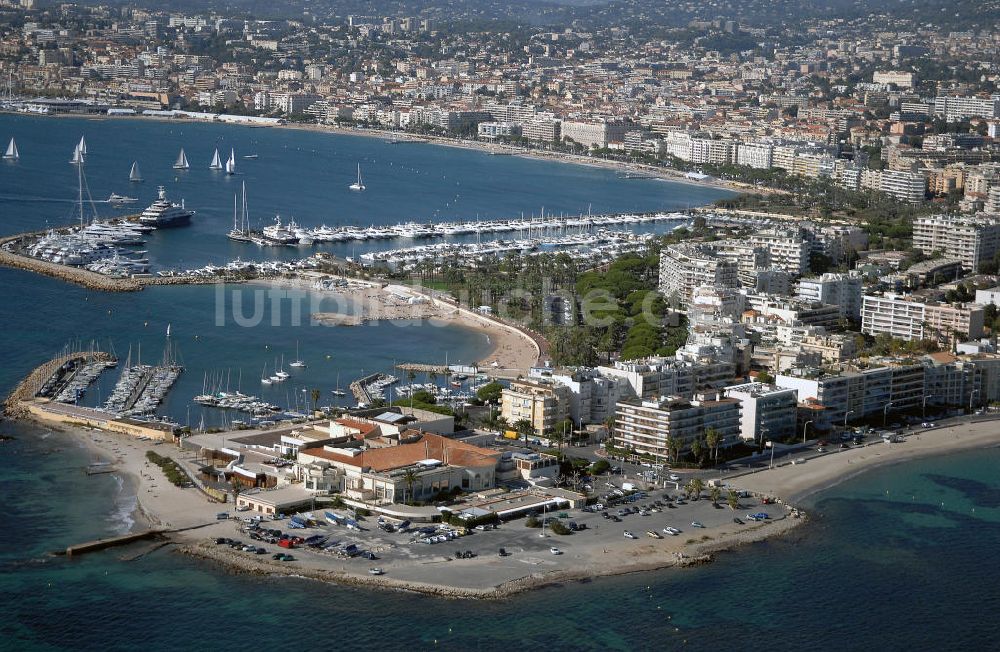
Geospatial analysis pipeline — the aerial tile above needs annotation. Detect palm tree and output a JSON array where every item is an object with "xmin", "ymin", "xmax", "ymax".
[
  {"xmin": 708, "ymin": 485, "xmax": 721, "ymax": 507},
  {"xmin": 229, "ymin": 477, "xmax": 242, "ymax": 509},
  {"xmin": 310, "ymin": 388, "xmax": 320, "ymax": 412},
  {"xmin": 513, "ymin": 418, "xmax": 535, "ymax": 444},
  {"xmin": 705, "ymin": 427, "xmax": 721, "ymax": 463},
  {"xmin": 685, "ymin": 478, "xmax": 704, "ymax": 500},
  {"xmin": 494, "ymin": 415, "xmax": 509, "ymax": 435},
  {"xmin": 402, "ymin": 468, "xmax": 418, "ymax": 504},
  {"xmin": 726, "ymin": 489, "xmax": 740, "ymax": 511}
]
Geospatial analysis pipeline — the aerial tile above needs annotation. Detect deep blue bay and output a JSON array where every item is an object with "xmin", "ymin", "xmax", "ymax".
[{"xmin": 1, "ymin": 114, "xmax": 998, "ymax": 650}]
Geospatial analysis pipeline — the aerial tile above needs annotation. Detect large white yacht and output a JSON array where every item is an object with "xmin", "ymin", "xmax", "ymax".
[{"xmin": 138, "ymin": 186, "xmax": 194, "ymax": 228}]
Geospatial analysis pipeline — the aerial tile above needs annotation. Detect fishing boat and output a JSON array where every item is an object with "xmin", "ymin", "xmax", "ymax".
[
  {"xmin": 289, "ymin": 341, "xmax": 306, "ymax": 368},
  {"xmin": 3, "ymin": 137, "xmax": 18, "ymax": 160},
  {"xmin": 349, "ymin": 163, "xmax": 365, "ymax": 191},
  {"xmin": 173, "ymin": 148, "xmax": 190, "ymax": 170},
  {"xmin": 129, "ymin": 161, "xmax": 143, "ymax": 183},
  {"xmin": 209, "ymin": 148, "xmax": 223, "ymax": 170},
  {"xmin": 225, "ymin": 148, "xmax": 236, "ymax": 175}
]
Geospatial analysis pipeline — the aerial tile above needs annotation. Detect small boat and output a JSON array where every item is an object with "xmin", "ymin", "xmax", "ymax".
[
  {"xmin": 260, "ymin": 363, "xmax": 272, "ymax": 385},
  {"xmin": 368, "ymin": 567, "xmax": 384, "ymax": 575},
  {"xmin": 70, "ymin": 143, "xmax": 84, "ymax": 165},
  {"xmin": 129, "ymin": 161, "xmax": 143, "ymax": 183},
  {"xmin": 225, "ymin": 148, "xmax": 236, "ymax": 175},
  {"xmin": 166, "ymin": 323, "xmax": 171, "ymax": 338},
  {"xmin": 243, "ymin": 154, "xmax": 258, "ymax": 159},
  {"xmin": 349, "ymin": 163, "xmax": 365, "ymax": 191},
  {"xmin": 289, "ymin": 341, "xmax": 306, "ymax": 368},
  {"xmin": 331, "ymin": 373, "xmax": 345, "ymax": 396},
  {"xmin": 173, "ymin": 148, "xmax": 190, "ymax": 170},
  {"xmin": 108, "ymin": 193, "xmax": 138, "ymax": 205},
  {"xmin": 209, "ymin": 148, "xmax": 223, "ymax": 170},
  {"xmin": 3, "ymin": 137, "xmax": 18, "ymax": 160}
]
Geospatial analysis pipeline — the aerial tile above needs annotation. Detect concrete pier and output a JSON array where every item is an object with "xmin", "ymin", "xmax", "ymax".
[{"xmin": 63, "ymin": 530, "xmax": 165, "ymax": 557}]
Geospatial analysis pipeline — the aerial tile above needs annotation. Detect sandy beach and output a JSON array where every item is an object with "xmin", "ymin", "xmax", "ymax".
[
  {"xmin": 268, "ymin": 276, "xmax": 541, "ymax": 372},
  {"xmin": 35, "ymin": 412, "xmax": 1000, "ymax": 599},
  {"xmin": 737, "ymin": 416, "xmax": 1000, "ymax": 503}
]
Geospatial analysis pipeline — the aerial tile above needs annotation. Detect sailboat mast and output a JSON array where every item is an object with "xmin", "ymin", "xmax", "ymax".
[{"xmin": 77, "ymin": 155, "xmax": 84, "ymax": 227}]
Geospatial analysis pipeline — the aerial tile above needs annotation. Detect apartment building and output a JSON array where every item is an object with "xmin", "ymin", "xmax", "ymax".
[
  {"xmin": 659, "ymin": 242, "xmax": 739, "ymax": 305},
  {"xmin": 861, "ymin": 294, "xmax": 985, "ymax": 343},
  {"xmin": 722, "ymin": 382, "xmax": 798, "ymax": 443},
  {"xmin": 746, "ymin": 229, "xmax": 811, "ymax": 276},
  {"xmin": 736, "ymin": 141, "xmax": 774, "ymax": 169},
  {"xmin": 501, "ymin": 380, "xmax": 571, "ymax": 435},
  {"xmin": 613, "ymin": 395, "xmax": 742, "ymax": 461},
  {"xmin": 597, "ymin": 355, "xmax": 737, "ymax": 399},
  {"xmin": 933, "ymin": 95, "xmax": 1000, "ymax": 122},
  {"xmin": 912, "ymin": 214, "xmax": 1000, "ymax": 270},
  {"xmin": 861, "ymin": 168, "xmax": 927, "ymax": 203},
  {"xmin": 796, "ymin": 273, "xmax": 863, "ymax": 319},
  {"xmin": 561, "ymin": 119, "xmax": 627, "ymax": 148}
]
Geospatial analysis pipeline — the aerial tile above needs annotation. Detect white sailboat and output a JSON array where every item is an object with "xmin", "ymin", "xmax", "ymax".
[
  {"xmin": 349, "ymin": 163, "xmax": 365, "ymax": 191},
  {"xmin": 166, "ymin": 323, "xmax": 172, "ymax": 337},
  {"xmin": 289, "ymin": 341, "xmax": 306, "ymax": 368},
  {"xmin": 261, "ymin": 362, "xmax": 272, "ymax": 385},
  {"xmin": 3, "ymin": 137, "xmax": 18, "ymax": 160},
  {"xmin": 228, "ymin": 182, "xmax": 252, "ymax": 241},
  {"xmin": 331, "ymin": 372, "xmax": 346, "ymax": 396},
  {"xmin": 173, "ymin": 148, "xmax": 190, "ymax": 170},
  {"xmin": 209, "ymin": 148, "xmax": 223, "ymax": 170},
  {"xmin": 129, "ymin": 161, "xmax": 143, "ymax": 182},
  {"xmin": 78, "ymin": 136, "xmax": 87, "ymax": 156},
  {"xmin": 225, "ymin": 148, "xmax": 236, "ymax": 175},
  {"xmin": 274, "ymin": 355, "xmax": 290, "ymax": 380},
  {"xmin": 70, "ymin": 143, "xmax": 84, "ymax": 165}
]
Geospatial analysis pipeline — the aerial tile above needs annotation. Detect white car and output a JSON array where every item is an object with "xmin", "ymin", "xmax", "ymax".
[
  {"xmin": 623, "ymin": 530, "xmax": 638, "ymax": 539},
  {"xmin": 549, "ymin": 547, "xmax": 563, "ymax": 555},
  {"xmin": 668, "ymin": 474, "xmax": 681, "ymax": 481}
]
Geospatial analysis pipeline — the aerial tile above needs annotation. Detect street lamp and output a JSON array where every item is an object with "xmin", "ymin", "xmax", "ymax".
[
  {"xmin": 922, "ymin": 394, "xmax": 934, "ymax": 419},
  {"xmin": 802, "ymin": 420, "xmax": 814, "ymax": 443},
  {"xmin": 843, "ymin": 410, "xmax": 854, "ymax": 429},
  {"xmin": 883, "ymin": 402, "xmax": 893, "ymax": 427}
]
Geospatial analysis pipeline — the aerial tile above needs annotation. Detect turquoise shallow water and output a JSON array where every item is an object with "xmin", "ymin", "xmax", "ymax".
[{"xmin": 1, "ymin": 424, "xmax": 998, "ymax": 651}]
